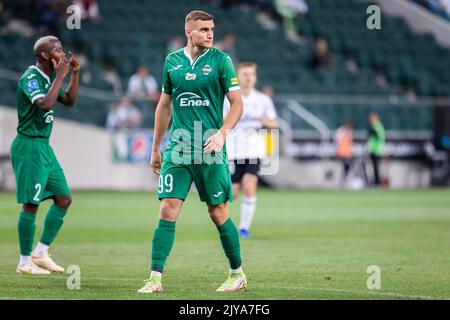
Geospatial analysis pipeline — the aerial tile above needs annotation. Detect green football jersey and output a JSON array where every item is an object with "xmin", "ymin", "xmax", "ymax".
[
  {"xmin": 161, "ymin": 47, "xmax": 240, "ymax": 164},
  {"xmin": 16, "ymin": 65, "xmax": 65, "ymax": 139}
]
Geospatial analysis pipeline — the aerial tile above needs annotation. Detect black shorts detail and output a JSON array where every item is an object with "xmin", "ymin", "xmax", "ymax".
[{"xmin": 229, "ymin": 159, "xmax": 261, "ymax": 183}]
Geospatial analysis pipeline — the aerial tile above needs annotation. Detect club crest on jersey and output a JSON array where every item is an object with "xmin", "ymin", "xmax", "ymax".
[
  {"xmin": 185, "ymin": 72, "xmax": 197, "ymax": 81},
  {"xmin": 201, "ymin": 65, "xmax": 213, "ymax": 76}
]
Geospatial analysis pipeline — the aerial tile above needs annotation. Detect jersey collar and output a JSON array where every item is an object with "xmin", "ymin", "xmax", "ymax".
[
  {"xmin": 183, "ymin": 47, "xmax": 210, "ymax": 70},
  {"xmin": 29, "ymin": 65, "xmax": 51, "ymax": 83}
]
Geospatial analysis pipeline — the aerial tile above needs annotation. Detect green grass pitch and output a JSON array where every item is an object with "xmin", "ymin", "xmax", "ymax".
[{"xmin": 0, "ymin": 189, "xmax": 449, "ymax": 300}]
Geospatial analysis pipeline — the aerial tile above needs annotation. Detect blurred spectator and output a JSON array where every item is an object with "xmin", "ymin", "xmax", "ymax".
[
  {"xmin": 335, "ymin": 122, "xmax": 353, "ymax": 184},
  {"xmin": 167, "ymin": 35, "xmax": 183, "ymax": 54},
  {"xmin": 36, "ymin": 0, "xmax": 67, "ymax": 36},
  {"xmin": 127, "ymin": 66, "xmax": 158, "ymax": 100},
  {"xmin": 0, "ymin": 1, "xmax": 11, "ymax": 36},
  {"xmin": 367, "ymin": 112, "xmax": 385, "ymax": 187},
  {"xmin": 310, "ymin": 38, "xmax": 331, "ymax": 70},
  {"xmin": 106, "ymin": 97, "xmax": 143, "ymax": 130},
  {"xmin": 215, "ymin": 33, "xmax": 238, "ymax": 62},
  {"xmin": 73, "ymin": 0, "xmax": 99, "ymax": 21},
  {"xmin": 345, "ymin": 55, "xmax": 359, "ymax": 75},
  {"xmin": 102, "ymin": 58, "xmax": 122, "ymax": 95},
  {"xmin": 261, "ymin": 85, "xmax": 275, "ymax": 98},
  {"xmin": 273, "ymin": 0, "xmax": 308, "ymax": 44}
]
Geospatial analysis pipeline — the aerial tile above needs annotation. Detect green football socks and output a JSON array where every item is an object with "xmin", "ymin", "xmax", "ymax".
[
  {"xmin": 18, "ymin": 211, "xmax": 37, "ymax": 256},
  {"xmin": 217, "ymin": 218, "xmax": 242, "ymax": 269},
  {"xmin": 151, "ymin": 219, "xmax": 176, "ymax": 273},
  {"xmin": 40, "ymin": 204, "xmax": 67, "ymax": 246}
]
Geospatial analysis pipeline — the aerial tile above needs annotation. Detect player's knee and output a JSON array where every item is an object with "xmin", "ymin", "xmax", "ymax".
[
  {"xmin": 55, "ymin": 196, "xmax": 72, "ymax": 210},
  {"xmin": 159, "ymin": 200, "xmax": 180, "ymax": 221},
  {"xmin": 242, "ymin": 182, "xmax": 257, "ymax": 197},
  {"xmin": 22, "ymin": 203, "xmax": 38, "ymax": 213},
  {"xmin": 208, "ymin": 203, "xmax": 228, "ymax": 224}
]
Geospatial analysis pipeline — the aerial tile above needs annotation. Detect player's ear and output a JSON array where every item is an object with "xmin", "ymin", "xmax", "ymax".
[{"xmin": 40, "ymin": 51, "xmax": 50, "ymax": 60}]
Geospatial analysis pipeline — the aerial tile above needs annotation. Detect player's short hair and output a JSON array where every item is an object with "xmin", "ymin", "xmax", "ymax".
[
  {"xmin": 237, "ymin": 62, "xmax": 257, "ymax": 72},
  {"xmin": 33, "ymin": 35, "xmax": 59, "ymax": 56},
  {"xmin": 185, "ymin": 10, "xmax": 214, "ymax": 24}
]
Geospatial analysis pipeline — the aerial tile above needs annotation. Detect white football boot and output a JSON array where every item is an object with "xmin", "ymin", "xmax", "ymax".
[
  {"xmin": 32, "ymin": 252, "xmax": 65, "ymax": 273},
  {"xmin": 16, "ymin": 262, "xmax": 51, "ymax": 275}
]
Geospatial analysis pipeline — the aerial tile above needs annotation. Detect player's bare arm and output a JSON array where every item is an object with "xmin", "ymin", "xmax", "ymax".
[
  {"xmin": 150, "ymin": 92, "xmax": 173, "ymax": 174},
  {"xmin": 58, "ymin": 51, "xmax": 80, "ymax": 107},
  {"xmin": 204, "ymin": 90, "xmax": 243, "ymax": 153},
  {"xmin": 258, "ymin": 117, "xmax": 278, "ymax": 129},
  {"xmin": 34, "ymin": 57, "xmax": 70, "ymax": 111}
]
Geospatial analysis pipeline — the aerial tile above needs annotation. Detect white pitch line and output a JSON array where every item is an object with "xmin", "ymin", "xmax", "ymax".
[
  {"xmin": 80, "ymin": 277, "xmax": 450, "ymax": 300},
  {"xmin": 256, "ymin": 284, "xmax": 449, "ymax": 300},
  {"xmin": 1, "ymin": 275, "xmax": 448, "ymax": 300}
]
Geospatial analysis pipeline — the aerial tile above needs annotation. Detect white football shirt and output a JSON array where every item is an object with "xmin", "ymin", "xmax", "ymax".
[{"xmin": 223, "ymin": 89, "xmax": 277, "ymax": 160}]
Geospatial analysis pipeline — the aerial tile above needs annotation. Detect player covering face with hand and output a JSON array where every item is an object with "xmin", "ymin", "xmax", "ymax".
[
  {"xmin": 11, "ymin": 36, "xmax": 80, "ymax": 275},
  {"xmin": 138, "ymin": 10, "xmax": 246, "ymax": 293}
]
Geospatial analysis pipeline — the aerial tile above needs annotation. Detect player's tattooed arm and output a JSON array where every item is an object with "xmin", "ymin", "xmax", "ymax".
[
  {"xmin": 150, "ymin": 92, "xmax": 173, "ymax": 174},
  {"xmin": 58, "ymin": 51, "xmax": 80, "ymax": 107},
  {"xmin": 34, "ymin": 56, "xmax": 71, "ymax": 111},
  {"xmin": 204, "ymin": 90, "xmax": 243, "ymax": 153}
]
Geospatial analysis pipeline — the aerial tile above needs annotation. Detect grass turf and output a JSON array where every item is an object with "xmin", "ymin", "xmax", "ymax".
[{"xmin": 0, "ymin": 189, "xmax": 449, "ymax": 300}]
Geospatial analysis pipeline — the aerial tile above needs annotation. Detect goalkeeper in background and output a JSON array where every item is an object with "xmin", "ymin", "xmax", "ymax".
[{"xmin": 367, "ymin": 112, "xmax": 385, "ymax": 187}]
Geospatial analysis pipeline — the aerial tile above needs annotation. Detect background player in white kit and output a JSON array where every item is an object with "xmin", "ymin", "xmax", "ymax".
[{"xmin": 223, "ymin": 62, "xmax": 278, "ymax": 238}]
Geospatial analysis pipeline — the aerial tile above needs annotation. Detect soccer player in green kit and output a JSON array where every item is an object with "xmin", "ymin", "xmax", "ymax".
[
  {"xmin": 138, "ymin": 11, "xmax": 245, "ymax": 293},
  {"xmin": 11, "ymin": 36, "xmax": 80, "ymax": 275}
]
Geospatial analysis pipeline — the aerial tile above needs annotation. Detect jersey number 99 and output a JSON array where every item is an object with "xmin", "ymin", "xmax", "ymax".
[{"xmin": 158, "ymin": 174, "xmax": 173, "ymax": 193}]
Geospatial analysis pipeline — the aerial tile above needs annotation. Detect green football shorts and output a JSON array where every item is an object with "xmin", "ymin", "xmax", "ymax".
[
  {"xmin": 157, "ymin": 153, "xmax": 233, "ymax": 206},
  {"xmin": 10, "ymin": 135, "xmax": 71, "ymax": 205}
]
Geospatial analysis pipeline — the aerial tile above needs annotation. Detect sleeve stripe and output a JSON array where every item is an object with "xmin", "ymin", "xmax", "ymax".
[
  {"xmin": 31, "ymin": 94, "xmax": 45, "ymax": 104},
  {"xmin": 228, "ymin": 86, "xmax": 240, "ymax": 92}
]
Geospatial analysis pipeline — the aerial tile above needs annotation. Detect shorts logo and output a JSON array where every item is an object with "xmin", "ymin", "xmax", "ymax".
[
  {"xmin": 201, "ymin": 65, "xmax": 213, "ymax": 75},
  {"xmin": 213, "ymin": 191, "xmax": 223, "ymax": 198},
  {"xmin": 27, "ymin": 79, "xmax": 39, "ymax": 92},
  {"xmin": 185, "ymin": 72, "xmax": 197, "ymax": 81},
  {"xmin": 176, "ymin": 92, "xmax": 210, "ymax": 107}
]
